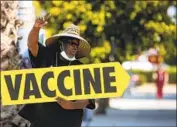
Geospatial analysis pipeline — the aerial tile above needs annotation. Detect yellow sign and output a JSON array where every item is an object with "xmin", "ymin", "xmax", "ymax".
[{"xmin": 1, "ymin": 62, "xmax": 130, "ymax": 105}]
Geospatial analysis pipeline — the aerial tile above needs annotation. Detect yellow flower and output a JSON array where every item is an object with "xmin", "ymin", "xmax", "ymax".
[
  {"xmin": 106, "ymin": 12, "xmax": 112, "ymax": 18},
  {"xmin": 63, "ymin": 21, "xmax": 73, "ymax": 29},
  {"xmin": 94, "ymin": 58, "xmax": 101, "ymax": 63},
  {"xmin": 52, "ymin": 1, "xmax": 63, "ymax": 6},
  {"xmin": 78, "ymin": 24, "xmax": 87, "ymax": 33},
  {"xmin": 64, "ymin": 3, "xmax": 75, "ymax": 11},
  {"xmin": 49, "ymin": 7, "xmax": 60, "ymax": 16},
  {"xmin": 45, "ymin": 28, "xmax": 53, "ymax": 39},
  {"xmin": 96, "ymin": 26, "xmax": 103, "ymax": 32},
  {"xmin": 90, "ymin": 50, "xmax": 96, "ymax": 57},
  {"xmin": 86, "ymin": 3, "xmax": 92, "ymax": 10},
  {"xmin": 66, "ymin": 14, "xmax": 73, "ymax": 20},
  {"xmin": 104, "ymin": 41, "xmax": 111, "ymax": 53}
]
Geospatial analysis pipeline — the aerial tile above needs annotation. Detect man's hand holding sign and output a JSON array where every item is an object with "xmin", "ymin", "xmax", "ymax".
[{"xmin": 1, "ymin": 14, "xmax": 130, "ymax": 127}]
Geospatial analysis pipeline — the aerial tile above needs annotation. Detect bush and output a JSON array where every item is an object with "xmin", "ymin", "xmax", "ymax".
[
  {"xmin": 136, "ymin": 74, "xmax": 147, "ymax": 86},
  {"xmin": 166, "ymin": 66, "xmax": 176, "ymax": 84},
  {"xmin": 168, "ymin": 71, "xmax": 176, "ymax": 84},
  {"xmin": 131, "ymin": 66, "xmax": 176, "ymax": 84},
  {"xmin": 131, "ymin": 70, "xmax": 152, "ymax": 83}
]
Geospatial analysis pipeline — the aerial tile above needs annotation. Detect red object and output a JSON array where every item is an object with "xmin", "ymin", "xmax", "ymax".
[{"xmin": 156, "ymin": 70, "xmax": 166, "ymax": 99}]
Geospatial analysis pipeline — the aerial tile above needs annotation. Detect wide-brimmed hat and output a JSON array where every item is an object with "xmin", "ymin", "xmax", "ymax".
[{"xmin": 45, "ymin": 24, "xmax": 91, "ymax": 59}]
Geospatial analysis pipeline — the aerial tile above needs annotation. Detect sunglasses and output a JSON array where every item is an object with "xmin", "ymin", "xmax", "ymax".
[{"xmin": 68, "ymin": 40, "xmax": 79, "ymax": 47}]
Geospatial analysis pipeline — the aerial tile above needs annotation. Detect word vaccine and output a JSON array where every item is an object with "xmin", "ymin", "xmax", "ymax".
[{"xmin": 1, "ymin": 62, "xmax": 130, "ymax": 105}]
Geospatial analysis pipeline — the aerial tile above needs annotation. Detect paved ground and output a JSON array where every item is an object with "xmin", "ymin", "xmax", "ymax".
[
  {"xmin": 87, "ymin": 108, "xmax": 176, "ymax": 127},
  {"xmin": 82, "ymin": 84, "xmax": 176, "ymax": 127}
]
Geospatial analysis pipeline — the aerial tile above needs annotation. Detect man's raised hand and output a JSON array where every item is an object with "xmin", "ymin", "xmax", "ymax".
[{"xmin": 34, "ymin": 13, "xmax": 51, "ymax": 28}]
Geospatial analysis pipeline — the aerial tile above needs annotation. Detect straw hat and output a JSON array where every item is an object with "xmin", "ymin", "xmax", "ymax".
[{"xmin": 45, "ymin": 24, "xmax": 91, "ymax": 59}]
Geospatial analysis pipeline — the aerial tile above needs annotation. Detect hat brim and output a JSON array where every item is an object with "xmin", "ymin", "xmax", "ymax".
[{"xmin": 45, "ymin": 33, "xmax": 91, "ymax": 59}]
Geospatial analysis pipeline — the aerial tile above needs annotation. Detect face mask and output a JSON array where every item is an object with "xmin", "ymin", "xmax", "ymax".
[{"xmin": 60, "ymin": 51, "xmax": 76, "ymax": 61}]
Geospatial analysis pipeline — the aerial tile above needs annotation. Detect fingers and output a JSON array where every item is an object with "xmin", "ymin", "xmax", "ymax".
[
  {"xmin": 56, "ymin": 97, "xmax": 66, "ymax": 104},
  {"xmin": 56, "ymin": 97, "xmax": 74, "ymax": 109},
  {"xmin": 35, "ymin": 17, "xmax": 45, "ymax": 23},
  {"xmin": 35, "ymin": 14, "xmax": 51, "ymax": 22},
  {"xmin": 35, "ymin": 14, "xmax": 49, "ymax": 22},
  {"xmin": 56, "ymin": 97, "xmax": 61, "ymax": 102},
  {"xmin": 44, "ymin": 13, "xmax": 51, "ymax": 21},
  {"xmin": 34, "ymin": 13, "xmax": 51, "ymax": 28},
  {"xmin": 44, "ymin": 21, "xmax": 48, "ymax": 26}
]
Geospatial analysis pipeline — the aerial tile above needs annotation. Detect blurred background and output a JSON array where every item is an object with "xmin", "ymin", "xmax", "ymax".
[{"xmin": 1, "ymin": 0, "xmax": 176, "ymax": 127}]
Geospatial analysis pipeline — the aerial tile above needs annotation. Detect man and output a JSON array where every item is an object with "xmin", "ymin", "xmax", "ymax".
[{"xmin": 19, "ymin": 14, "xmax": 95, "ymax": 127}]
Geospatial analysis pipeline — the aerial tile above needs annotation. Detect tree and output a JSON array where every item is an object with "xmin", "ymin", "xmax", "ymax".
[
  {"xmin": 1, "ymin": 1, "xmax": 30, "ymax": 126},
  {"xmin": 34, "ymin": 0, "xmax": 176, "ymax": 65},
  {"xmin": 102, "ymin": 0, "xmax": 176, "ymax": 64}
]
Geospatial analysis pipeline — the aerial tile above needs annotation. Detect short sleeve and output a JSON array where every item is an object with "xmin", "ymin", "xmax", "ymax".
[
  {"xmin": 28, "ymin": 43, "xmax": 47, "ymax": 68},
  {"xmin": 86, "ymin": 99, "xmax": 95, "ymax": 109}
]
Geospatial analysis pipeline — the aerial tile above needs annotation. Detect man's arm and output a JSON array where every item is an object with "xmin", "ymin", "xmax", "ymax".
[
  {"xmin": 73, "ymin": 99, "xmax": 95, "ymax": 109},
  {"xmin": 27, "ymin": 14, "xmax": 51, "ymax": 56},
  {"xmin": 72, "ymin": 100, "xmax": 89, "ymax": 109},
  {"xmin": 56, "ymin": 98, "xmax": 95, "ymax": 110},
  {"xmin": 27, "ymin": 26, "xmax": 40, "ymax": 57}
]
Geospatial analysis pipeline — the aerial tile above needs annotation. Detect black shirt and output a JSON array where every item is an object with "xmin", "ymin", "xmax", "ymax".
[{"xmin": 19, "ymin": 43, "xmax": 95, "ymax": 127}]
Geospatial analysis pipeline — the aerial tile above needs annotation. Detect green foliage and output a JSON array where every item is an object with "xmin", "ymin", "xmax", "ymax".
[
  {"xmin": 132, "ymin": 66, "xmax": 176, "ymax": 84},
  {"xmin": 33, "ymin": 1, "xmax": 176, "ymax": 65},
  {"xmin": 167, "ymin": 66, "xmax": 176, "ymax": 73},
  {"xmin": 167, "ymin": 66, "xmax": 176, "ymax": 84},
  {"xmin": 137, "ymin": 74, "xmax": 147, "ymax": 86},
  {"xmin": 168, "ymin": 72, "xmax": 176, "ymax": 84}
]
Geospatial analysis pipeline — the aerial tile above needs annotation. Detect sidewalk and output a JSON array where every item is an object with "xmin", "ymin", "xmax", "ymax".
[
  {"xmin": 109, "ymin": 98, "xmax": 176, "ymax": 110},
  {"xmin": 87, "ymin": 108, "xmax": 176, "ymax": 127},
  {"xmin": 111, "ymin": 83, "xmax": 176, "ymax": 110},
  {"xmin": 83, "ymin": 84, "xmax": 176, "ymax": 127},
  {"xmin": 123, "ymin": 83, "xmax": 176, "ymax": 100}
]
